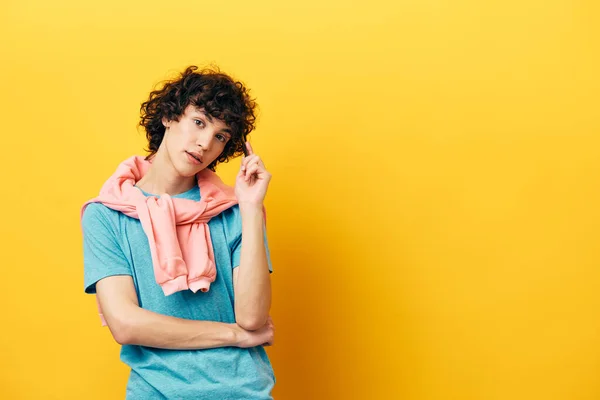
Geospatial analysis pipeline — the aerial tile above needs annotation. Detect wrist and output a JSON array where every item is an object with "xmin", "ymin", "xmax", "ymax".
[
  {"xmin": 230, "ymin": 323, "xmax": 245, "ymax": 347},
  {"xmin": 238, "ymin": 202, "xmax": 263, "ymax": 213}
]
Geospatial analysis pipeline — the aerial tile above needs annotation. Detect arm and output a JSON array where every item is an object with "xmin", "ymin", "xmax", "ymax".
[
  {"xmin": 233, "ymin": 204, "xmax": 272, "ymax": 331},
  {"xmin": 96, "ymin": 275, "xmax": 272, "ymax": 349},
  {"xmin": 233, "ymin": 142, "xmax": 273, "ymax": 331},
  {"xmin": 82, "ymin": 203, "xmax": 273, "ymax": 349}
]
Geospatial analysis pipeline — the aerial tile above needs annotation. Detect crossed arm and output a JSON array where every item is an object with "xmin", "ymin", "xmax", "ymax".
[{"xmin": 95, "ymin": 204, "xmax": 272, "ymax": 350}]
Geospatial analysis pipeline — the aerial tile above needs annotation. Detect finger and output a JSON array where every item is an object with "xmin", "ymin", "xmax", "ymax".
[
  {"xmin": 243, "ymin": 157, "xmax": 262, "ymax": 178},
  {"xmin": 241, "ymin": 155, "xmax": 259, "ymax": 171},
  {"xmin": 247, "ymin": 157, "xmax": 264, "ymax": 174},
  {"xmin": 245, "ymin": 164, "xmax": 261, "ymax": 181},
  {"xmin": 241, "ymin": 155, "xmax": 250, "ymax": 170},
  {"xmin": 254, "ymin": 157, "xmax": 265, "ymax": 169},
  {"xmin": 248, "ymin": 158, "xmax": 262, "ymax": 172},
  {"xmin": 246, "ymin": 141, "xmax": 254, "ymax": 156},
  {"xmin": 248, "ymin": 155, "xmax": 261, "ymax": 168},
  {"xmin": 247, "ymin": 168, "xmax": 270, "ymax": 183}
]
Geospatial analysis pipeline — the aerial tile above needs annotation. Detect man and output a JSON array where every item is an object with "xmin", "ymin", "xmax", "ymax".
[{"xmin": 81, "ymin": 65, "xmax": 276, "ymax": 399}]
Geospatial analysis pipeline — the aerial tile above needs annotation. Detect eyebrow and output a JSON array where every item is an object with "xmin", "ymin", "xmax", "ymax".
[{"xmin": 193, "ymin": 107, "xmax": 233, "ymax": 136}]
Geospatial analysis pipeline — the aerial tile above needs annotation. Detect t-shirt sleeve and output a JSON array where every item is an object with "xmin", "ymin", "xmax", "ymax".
[
  {"xmin": 227, "ymin": 205, "xmax": 273, "ymax": 273},
  {"xmin": 81, "ymin": 203, "xmax": 133, "ymax": 294}
]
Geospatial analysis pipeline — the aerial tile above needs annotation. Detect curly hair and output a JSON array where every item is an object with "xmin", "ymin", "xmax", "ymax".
[{"xmin": 139, "ymin": 65, "xmax": 257, "ymax": 171}]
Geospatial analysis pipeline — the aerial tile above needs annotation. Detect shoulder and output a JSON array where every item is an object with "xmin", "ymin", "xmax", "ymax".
[{"xmin": 81, "ymin": 202, "xmax": 122, "ymax": 233}]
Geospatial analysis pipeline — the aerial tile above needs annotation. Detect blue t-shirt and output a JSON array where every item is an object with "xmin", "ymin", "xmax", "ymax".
[{"xmin": 82, "ymin": 183, "xmax": 275, "ymax": 399}]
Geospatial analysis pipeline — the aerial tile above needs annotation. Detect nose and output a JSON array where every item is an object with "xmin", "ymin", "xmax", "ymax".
[{"xmin": 195, "ymin": 129, "xmax": 214, "ymax": 151}]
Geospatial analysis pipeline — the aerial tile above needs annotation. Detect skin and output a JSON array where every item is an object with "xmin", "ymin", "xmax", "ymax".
[{"xmin": 96, "ymin": 104, "xmax": 274, "ymax": 349}]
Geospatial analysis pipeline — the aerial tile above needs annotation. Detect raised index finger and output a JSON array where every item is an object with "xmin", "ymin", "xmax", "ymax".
[{"xmin": 245, "ymin": 141, "xmax": 255, "ymax": 156}]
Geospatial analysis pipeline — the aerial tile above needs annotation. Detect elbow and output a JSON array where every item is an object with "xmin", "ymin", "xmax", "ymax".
[
  {"xmin": 236, "ymin": 314, "xmax": 267, "ymax": 331},
  {"xmin": 235, "ymin": 300, "xmax": 271, "ymax": 331},
  {"xmin": 112, "ymin": 325, "xmax": 133, "ymax": 345},
  {"xmin": 107, "ymin": 313, "xmax": 137, "ymax": 345}
]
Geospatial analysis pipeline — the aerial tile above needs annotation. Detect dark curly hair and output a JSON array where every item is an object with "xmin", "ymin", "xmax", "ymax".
[{"xmin": 139, "ymin": 65, "xmax": 257, "ymax": 171}]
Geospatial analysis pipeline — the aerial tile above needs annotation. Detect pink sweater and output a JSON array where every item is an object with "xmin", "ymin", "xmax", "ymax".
[{"xmin": 81, "ymin": 155, "xmax": 240, "ymax": 324}]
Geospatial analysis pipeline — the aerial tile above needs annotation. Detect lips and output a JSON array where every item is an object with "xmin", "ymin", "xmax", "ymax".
[{"xmin": 186, "ymin": 151, "xmax": 203, "ymax": 164}]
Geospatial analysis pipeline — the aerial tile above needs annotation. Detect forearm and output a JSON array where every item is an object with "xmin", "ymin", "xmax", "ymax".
[
  {"xmin": 114, "ymin": 304, "xmax": 238, "ymax": 350},
  {"xmin": 234, "ymin": 204, "xmax": 272, "ymax": 330}
]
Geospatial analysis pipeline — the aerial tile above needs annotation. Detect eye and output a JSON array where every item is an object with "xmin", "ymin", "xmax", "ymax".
[
  {"xmin": 194, "ymin": 119, "xmax": 205, "ymax": 128},
  {"xmin": 215, "ymin": 134, "xmax": 228, "ymax": 143}
]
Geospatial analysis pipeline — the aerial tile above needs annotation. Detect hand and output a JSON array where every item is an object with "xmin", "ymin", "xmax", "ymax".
[
  {"xmin": 234, "ymin": 142, "xmax": 271, "ymax": 206},
  {"xmin": 232, "ymin": 316, "xmax": 275, "ymax": 348}
]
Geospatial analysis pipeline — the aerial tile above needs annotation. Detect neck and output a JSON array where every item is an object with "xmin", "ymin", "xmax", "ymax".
[{"xmin": 136, "ymin": 147, "xmax": 198, "ymax": 196}]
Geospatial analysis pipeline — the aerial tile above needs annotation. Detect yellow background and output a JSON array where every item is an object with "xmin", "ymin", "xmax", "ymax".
[{"xmin": 1, "ymin": 0, "xmax": 599, "ymax": 399}]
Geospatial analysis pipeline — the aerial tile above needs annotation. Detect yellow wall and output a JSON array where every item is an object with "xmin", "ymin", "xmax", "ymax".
[{"xmin": 1, "ymin": 0, "xmax": 598, "ymax": 399}]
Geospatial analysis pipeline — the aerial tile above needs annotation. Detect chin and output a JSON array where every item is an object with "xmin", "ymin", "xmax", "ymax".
[{"xmin": 173, "ymin": 153, "xmax": 201, "ymax": 176}]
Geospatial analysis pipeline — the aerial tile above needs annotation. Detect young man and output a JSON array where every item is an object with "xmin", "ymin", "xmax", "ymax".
[{"xmin": 81, "ymin": 66, "xmax": 276, "ymax": 399}]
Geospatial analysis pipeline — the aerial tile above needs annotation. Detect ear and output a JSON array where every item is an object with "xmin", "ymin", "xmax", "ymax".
[{"xmin": 162, "ymin": 117, "xmax": 170, "ymax": 128}]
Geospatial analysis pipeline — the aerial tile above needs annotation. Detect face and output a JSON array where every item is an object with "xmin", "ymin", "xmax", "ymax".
[{"xmin": 161, "ymin": 105, "xmax": 232, "ymax": 176}]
